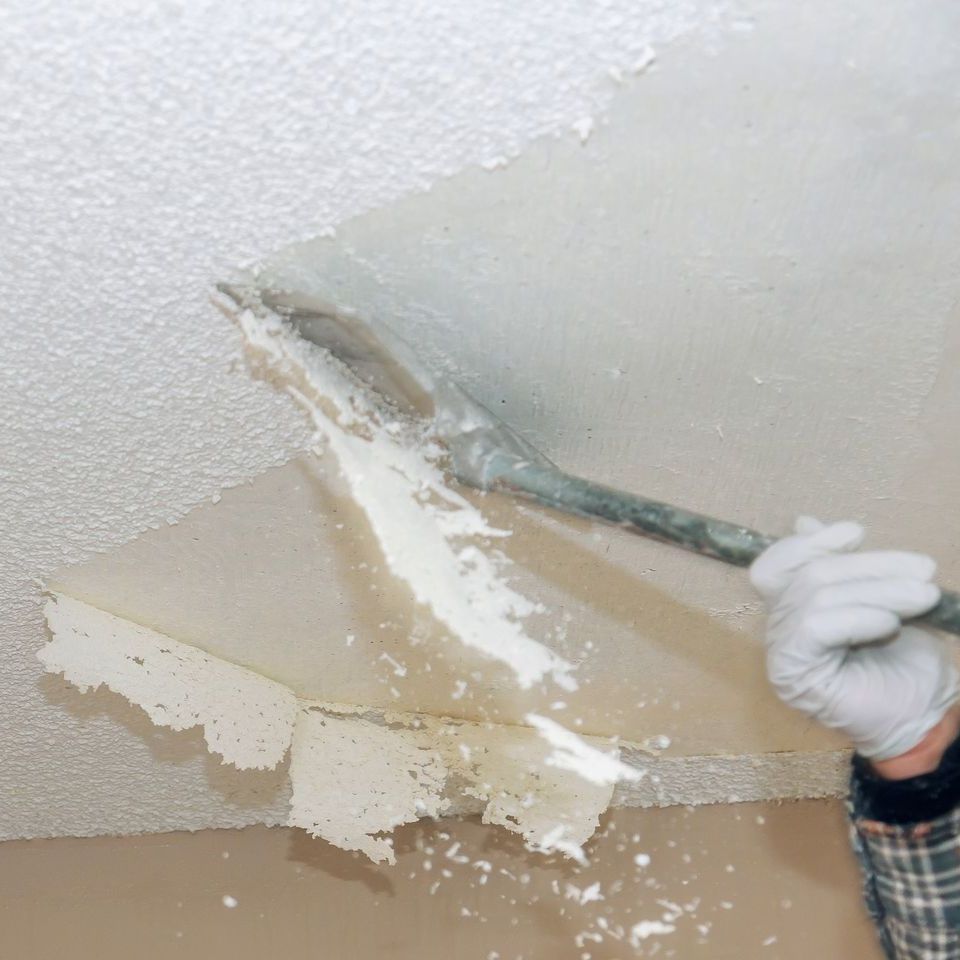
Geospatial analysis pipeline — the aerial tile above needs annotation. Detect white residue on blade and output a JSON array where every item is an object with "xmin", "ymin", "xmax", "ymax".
[{"xmin": 236, "ymin": 306, "xmax": 575, "ymax": 691}]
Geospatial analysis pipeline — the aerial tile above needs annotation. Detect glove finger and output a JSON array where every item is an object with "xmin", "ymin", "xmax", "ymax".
[
  {"xmin": 801, "ymin": 605, "xmax": 901, "ymax": 650},
  {"xmin": 794, "ymin": 515, "xmax": 826, "ymax": 536},
  {"xmin": 750, "ymin": 520, "xmax": 864, "ymax": 596},
  {"xmin": 794, "ymin": 551, "xmax": 936, "ymax": 591},
  {"xmin": 809, "ymin": 579, "xmax": 941, "ymax": 618}
]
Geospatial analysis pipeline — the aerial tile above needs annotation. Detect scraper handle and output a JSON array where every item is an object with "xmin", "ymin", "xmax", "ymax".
[{"xmin": 484, "ymin": 455, "xmax": 960, "ymax": 638}]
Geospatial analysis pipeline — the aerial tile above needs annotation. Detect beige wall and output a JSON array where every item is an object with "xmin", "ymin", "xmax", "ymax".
[{"xmin": 0, "ymin": 801, "xmax": 880, "ymax": 959}]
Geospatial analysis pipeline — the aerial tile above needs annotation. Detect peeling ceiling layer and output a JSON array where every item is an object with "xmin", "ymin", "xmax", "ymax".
[
  {"xmin": 0, "ymin": 0, "xmax": 735, "ymax": 841},
  {"xmin": 3, "ymin": 0, "xmax": 960, "ymax": 843}
]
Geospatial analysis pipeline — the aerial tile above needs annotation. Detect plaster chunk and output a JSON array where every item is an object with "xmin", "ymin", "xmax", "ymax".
[
  {"xmin": 425, "ymin": 717, "xmax": 616, "ymax": 854},
  {"xmin": 40, "ymin": 594, "xmax": 297, "ymax": 770},
  {"xmin": 288, "ymin": 708, "xmax": 448, "ymax": 864}
]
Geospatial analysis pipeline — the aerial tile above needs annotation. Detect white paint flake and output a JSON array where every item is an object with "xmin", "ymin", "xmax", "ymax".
[
  {"xmin": 425, "ymin": 716, "xmax": 616, "ymax": 853},
  {"xmin": 630, "ymin": 920, "xmax": 676, "ymax": 944},
  {"xmin": 40, "ymin": 594, "xmax": 297, "ymax": 770},
  {"xmin": 571, "ymin": 116, "xmax": 595, "ymax": 143},
  {"xmin": 525, "ymin": 714, "xmax": 642, "ymax": 785},
  {"xmin": 288, "ymin": 709, "xmax": 448, "ymax": 864}
]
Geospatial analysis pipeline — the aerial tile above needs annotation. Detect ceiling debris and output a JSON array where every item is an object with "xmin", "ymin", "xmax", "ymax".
[
  {"xmin": 288, "ymin": 708, "xmax": 449, "ymax": 863},
  {"xmin": 40, "ymin": 593, "xmax": 297, "ymax": 771},
  {"xmin": 40, "ymin": 593, "xmax": 627, "ymax": 863},
  {"xmin": 228, "ymin": 297, "xmax": 576, "ymax": 691}
]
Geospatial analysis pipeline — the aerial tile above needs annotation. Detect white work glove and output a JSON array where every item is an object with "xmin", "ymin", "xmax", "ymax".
[{"xmin": 750, "ymin": 517, "xmax": 958, "ymax": 760}]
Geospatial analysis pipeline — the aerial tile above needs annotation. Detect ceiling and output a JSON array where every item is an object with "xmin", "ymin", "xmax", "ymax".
[{"xmin": 4, "ymin": 0, "xmax": 960, "ymax": 841}]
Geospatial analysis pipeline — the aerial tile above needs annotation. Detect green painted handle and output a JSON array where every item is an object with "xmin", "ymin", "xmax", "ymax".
[{"xmin": 485, "ymin": 455, "xmax": 960, "ymax": 638}]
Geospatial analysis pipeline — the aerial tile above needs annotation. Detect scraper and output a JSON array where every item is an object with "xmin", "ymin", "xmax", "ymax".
[{"xmin": 217, "ymin": 282, "xmax": 960, "ymax": 637}]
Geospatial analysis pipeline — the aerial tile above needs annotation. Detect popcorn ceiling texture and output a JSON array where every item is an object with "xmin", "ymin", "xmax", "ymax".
[{"xmin": 0, "ymin": 0, "xmax": 734, "ymax": 840}]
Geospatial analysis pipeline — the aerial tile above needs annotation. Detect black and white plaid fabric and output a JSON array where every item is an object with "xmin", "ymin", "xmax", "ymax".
[{"xmin": 849, "ymin": 799, "xmax": 960, "ymax": 958}]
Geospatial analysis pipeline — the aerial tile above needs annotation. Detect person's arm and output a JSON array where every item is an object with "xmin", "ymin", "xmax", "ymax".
[{"xmin": 750, "ymin": 519, "xmax": 960, "ymax": 958}]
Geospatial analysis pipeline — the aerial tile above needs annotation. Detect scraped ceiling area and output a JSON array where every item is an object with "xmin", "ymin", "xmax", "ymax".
[{"xmin": 3, "ymin": 0, "xmax": 960, "ymax": 842}]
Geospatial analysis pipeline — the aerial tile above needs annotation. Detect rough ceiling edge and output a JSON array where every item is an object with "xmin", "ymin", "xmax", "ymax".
[
  {"xmin": 613, "ymin": 747, "xmax": 850, "ymax": 808},
  {"xmin": 0, "ymin": 747, "xmax": 851, "ymax": 848},
  {"xmin": 37, "ymin": 591, "xmax": 850, "ymax": 831}
]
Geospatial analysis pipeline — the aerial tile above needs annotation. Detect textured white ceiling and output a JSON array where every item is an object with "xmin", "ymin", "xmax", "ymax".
[
  {"xmin": 0, "ymin": 0, "xmax": 733, "ymax": 840},
  {"xmin": 4, "ymin": 0, "xmax": 960, "ymax": 843}
]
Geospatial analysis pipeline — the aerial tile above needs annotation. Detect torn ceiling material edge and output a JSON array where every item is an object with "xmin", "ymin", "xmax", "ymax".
[
  {"xmin": 38, "ymin": 593, "xmax": 850, "ymax": 852},
  {"xmin": 40, "ymin": 593, "xmax": 619, "ymax": 863}
]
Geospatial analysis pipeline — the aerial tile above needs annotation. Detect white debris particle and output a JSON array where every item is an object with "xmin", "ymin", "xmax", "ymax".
[
  {"xmin": 565, "ymin": 881, "xmax": 604, "ymax": 905},
  {"xmin": 378, "ymin": 652, "xmax": 407, "ymax": 677},
  {"xmin": 452, "ymin": 679, "xmax": 468, "ymax": 699},
  {"xmin": 222, "ymin": 895, "xmax": 238, "ymax": 909},
  {"xmin": 345, "ymin": 634, "xmax": 355, "ymax": 646},
  {"xmin": 634, "ymin": 853, "xmax": 651, "ymax": 867},
  {"xmin": 632, "ymin": 46, "xmax": 657, "ymax": 73},
  {"xmin": 571, "ymin": 116, "xmax": 594, "ymax": 143},
  {"xmin": 536, "ymin": 825, "xmax": 590, "ymax": 866},
  {"xmin": 763, "ymin": 935, "xmax": 777, "ymax": 946},
  {"xmin": 525, "ymin": 713, "xmax": 641, "ymax": 785},
  {"xmin": 630, "ymin": 920, "xmax": 675, "ymax": 945}
]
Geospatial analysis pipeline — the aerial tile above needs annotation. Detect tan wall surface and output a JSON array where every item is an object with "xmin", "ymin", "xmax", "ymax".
[{"xmin": 0, "ymin": 801, "xmax": 881, "ymax": 960}]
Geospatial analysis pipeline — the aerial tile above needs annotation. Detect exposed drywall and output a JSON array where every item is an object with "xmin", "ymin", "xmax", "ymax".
[{"xmin": 3, "ymin": 0, "xmax": 960, "ymax": 845}]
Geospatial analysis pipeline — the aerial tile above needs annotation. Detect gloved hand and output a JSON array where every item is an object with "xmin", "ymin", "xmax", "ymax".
[{"xmin": 750, "ymin": 517, "xmax": 959, "ymax": 761}]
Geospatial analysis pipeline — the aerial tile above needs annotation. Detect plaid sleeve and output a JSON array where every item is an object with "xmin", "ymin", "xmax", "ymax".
[{"xmin": 847, "ymin": 735, "xmax": 960, "ymax": 959}]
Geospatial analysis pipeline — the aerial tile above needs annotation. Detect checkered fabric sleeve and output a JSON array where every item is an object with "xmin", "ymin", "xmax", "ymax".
[{"xmin": 848, "ymin": 735, "xmax": 960, "ymax": 959}]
